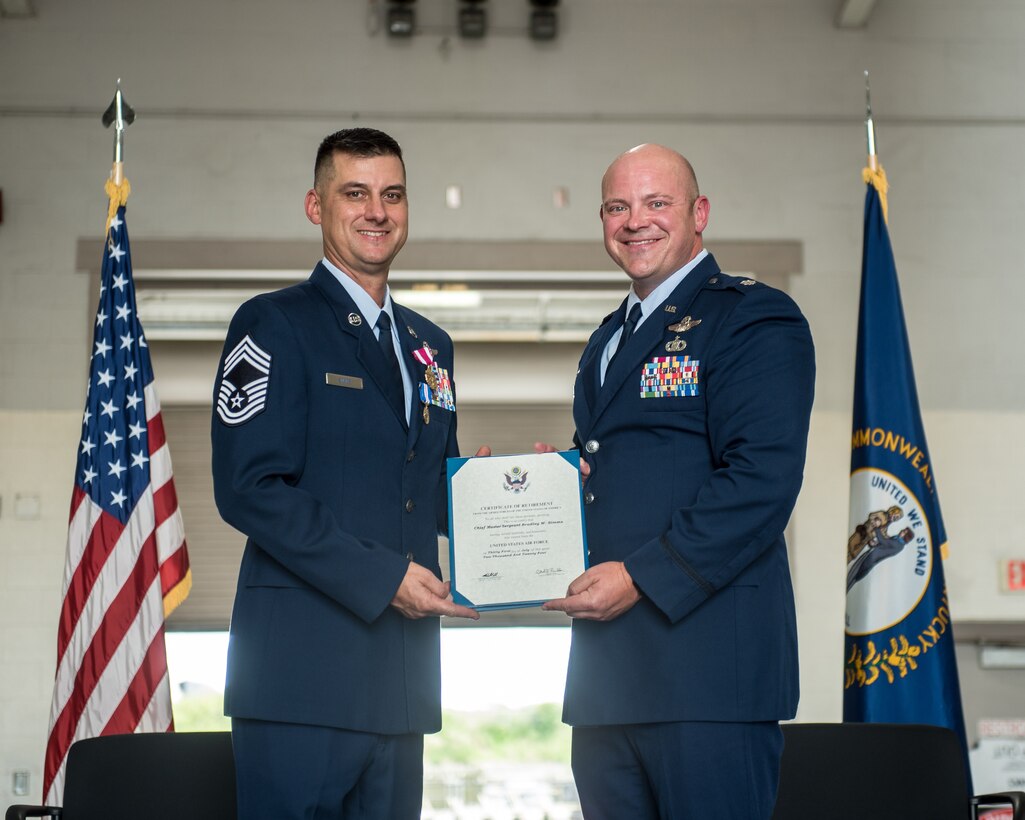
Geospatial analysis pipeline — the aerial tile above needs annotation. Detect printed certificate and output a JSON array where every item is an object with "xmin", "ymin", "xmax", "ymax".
[{"xmin": 447, "ymin": 450, "xmax": 589, "ymax": 611}]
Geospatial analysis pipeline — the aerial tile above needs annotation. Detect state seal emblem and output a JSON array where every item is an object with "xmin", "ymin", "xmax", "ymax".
[{"xmin": 846, "ymin": 467, "xmax": 933, "ymax": 636}]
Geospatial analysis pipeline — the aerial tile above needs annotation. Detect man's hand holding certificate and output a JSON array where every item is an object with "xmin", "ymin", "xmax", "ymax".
[{"xmin": 447, "ymin": 450, "xmax": 589, "ymax": 611}]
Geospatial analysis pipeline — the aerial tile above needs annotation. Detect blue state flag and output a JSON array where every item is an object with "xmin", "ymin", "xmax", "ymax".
[{"xmin": 844, "ymin": 164, "xmax": 971, "ymax": 789}]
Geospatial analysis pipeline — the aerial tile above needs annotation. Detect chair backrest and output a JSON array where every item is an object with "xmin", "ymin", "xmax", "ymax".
[
  {"xmin": 61, "ymin": 732, "xmax": 236, "ymax": 820},
  {"xmin": 772, "ymin": 723, "xmax": 970, "ymax": 820}
]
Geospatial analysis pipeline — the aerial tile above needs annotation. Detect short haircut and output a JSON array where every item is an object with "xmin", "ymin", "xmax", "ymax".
[{"xmin": 313, "ymin": 128, "xmax": 405, "ymax": 189}]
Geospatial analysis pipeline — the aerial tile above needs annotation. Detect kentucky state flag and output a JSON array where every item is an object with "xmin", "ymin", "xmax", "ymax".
[{"xmin": 844, "ymin": 164, "xmax": 971, "ymax": 789}]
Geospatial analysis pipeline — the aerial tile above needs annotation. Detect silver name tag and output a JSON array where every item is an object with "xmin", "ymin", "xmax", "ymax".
[{"xmin": 325, "ymin": 373, "xmax": 363, "ymax": 390}]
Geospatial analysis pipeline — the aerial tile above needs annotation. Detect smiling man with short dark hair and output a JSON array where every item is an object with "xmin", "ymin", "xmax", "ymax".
[{"xmin": 212, "ymin": 127, "xmax": 480, "ymax": 820}]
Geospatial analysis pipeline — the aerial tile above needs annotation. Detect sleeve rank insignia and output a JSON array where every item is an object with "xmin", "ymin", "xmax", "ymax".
[{"xmin": 216, "ymin": 334, "xmax": 272, "ymax": 426}]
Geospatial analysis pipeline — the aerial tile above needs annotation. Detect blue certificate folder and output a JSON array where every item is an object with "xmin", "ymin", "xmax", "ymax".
[{"xmin": 446, "ymin": 450, "xmax": 590, "ymax": 611}]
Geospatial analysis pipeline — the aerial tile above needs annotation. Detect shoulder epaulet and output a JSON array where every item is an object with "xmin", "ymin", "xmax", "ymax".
[
  {"xmin": 598, "ymin": 310, "xmax": 617, "ymax": 327},
  {"xmin": 702, "ymin": 273, "xmax": 762, "ymax": 292}
]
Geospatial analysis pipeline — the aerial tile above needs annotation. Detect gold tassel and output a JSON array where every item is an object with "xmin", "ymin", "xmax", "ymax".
[
  {"xmin": 862, "ymin": 163, "xmax": 889, "ymax": 225},
  {"xmin": 104, "ymin": 174, "xmax": 131, "ymax": 234}
]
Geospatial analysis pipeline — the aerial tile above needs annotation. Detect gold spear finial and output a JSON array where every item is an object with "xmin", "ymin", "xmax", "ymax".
[{"xmin": 101, "ymin": 79, "xmax": 135, "ymax": 229}]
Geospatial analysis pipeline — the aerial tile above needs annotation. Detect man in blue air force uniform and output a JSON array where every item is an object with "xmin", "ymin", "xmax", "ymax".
[
  {"xmin": 541, "ymin": 144, "xmax": 816, "ymax": 818},
  {"xmin": 211, "ymin": 128, "xmax": 481, "ymax": 820}
]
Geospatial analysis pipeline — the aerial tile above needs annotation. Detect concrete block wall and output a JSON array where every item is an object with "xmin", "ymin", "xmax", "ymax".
[{"xmin": 3, "ymin": 0, "xmax": 1025, "ymax": 802}]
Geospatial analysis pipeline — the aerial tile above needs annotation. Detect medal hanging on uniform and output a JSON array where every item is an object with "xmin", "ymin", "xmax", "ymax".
[
  {"xmin": 413, "ymin": 343, "xmax": 437, "ymax": 424},
  {"xmin": 412, "ymin": 342, "xmax": 455, "ymax": 424}
]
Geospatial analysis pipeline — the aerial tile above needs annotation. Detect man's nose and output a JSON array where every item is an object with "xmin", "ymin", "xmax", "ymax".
[
  {"xmin": 625, "ymin": 209, "xmax": 649, "ymax": 231},
  {"xmin": 364, "ymin": 195, "xmax": 387, "ymax": 221}
]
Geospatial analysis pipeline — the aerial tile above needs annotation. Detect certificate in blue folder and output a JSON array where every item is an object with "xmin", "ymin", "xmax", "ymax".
[{"xmin": 447, "ymin": 450, "xmax": 589, "ymax": 611}]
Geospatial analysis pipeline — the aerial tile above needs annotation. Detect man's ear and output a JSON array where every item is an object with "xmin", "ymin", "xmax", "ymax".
[
  {"xmin": 693, "ymin": 195, "xmax": 710, "ymax": 233},
  {"xmin": 304, "ymin": 189, "xmax": 322, "ymax": 226}
]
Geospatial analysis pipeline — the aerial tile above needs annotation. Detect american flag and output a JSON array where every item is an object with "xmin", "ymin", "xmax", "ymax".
[{"xmin": 43, "ymin": 201, "xmax": 191, "ymax": 805}]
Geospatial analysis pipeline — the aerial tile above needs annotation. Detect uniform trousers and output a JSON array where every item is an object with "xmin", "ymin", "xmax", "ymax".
[
  {"xmin": 232, "ymin": 717, "xmax": 424, "ymax": 820},
  {"xmin": 571, "ymin": 720, "xmax": 783, "ymax": 819}
]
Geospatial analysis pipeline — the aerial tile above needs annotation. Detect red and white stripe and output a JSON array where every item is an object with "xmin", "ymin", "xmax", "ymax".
[{"xmin": 43, "ymin": 382, "xmax": 190, "ymax": 805}]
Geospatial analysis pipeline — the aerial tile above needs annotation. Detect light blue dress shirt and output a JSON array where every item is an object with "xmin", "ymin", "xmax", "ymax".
[{"xmin": 600, "ymin": 249, "xmax": 709, "ymax": 385}]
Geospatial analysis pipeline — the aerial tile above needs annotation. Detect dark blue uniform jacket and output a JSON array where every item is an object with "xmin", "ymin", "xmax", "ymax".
[
  {"xmin": 211, "ymin": 263, "xmax": 458, "ymax": 735},
  {"xmin": 566, "ymin": 253, "xmax": 815, "ymax": 727}
]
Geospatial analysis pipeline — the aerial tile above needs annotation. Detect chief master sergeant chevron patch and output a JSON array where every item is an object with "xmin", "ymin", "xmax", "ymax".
[{"xmin": 216, "ymin": 334, "xmax": 272, "ymax": 426}]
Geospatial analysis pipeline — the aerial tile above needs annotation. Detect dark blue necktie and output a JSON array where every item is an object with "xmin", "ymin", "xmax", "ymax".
[
  {"xmin": 610, "ymin": 302, "xmax": 643, "ymax": 366},
  {"xmin": 376, "ymin": 312, "xmax": 406, "ymax": 423}
]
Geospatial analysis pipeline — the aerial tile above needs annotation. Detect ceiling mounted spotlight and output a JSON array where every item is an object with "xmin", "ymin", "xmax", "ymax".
[
  {"xmin": 458, "ymin": 0, "xmax": 487, "ymax": 39},
  {"xmin": 528, "ymin": 0, "xmax": 559, "ymax": 42},
  {"xmin": 386, "ymin": 0, "xmax": 416, "ymax": 37}
]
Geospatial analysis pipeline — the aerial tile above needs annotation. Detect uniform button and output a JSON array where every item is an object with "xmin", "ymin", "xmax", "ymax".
[
  {"xmin": 584, "ymin": 440, "xmax": 600, "ymax": 454},
  {"xmin": 405, "ymin": 551, "xmax": 415, "ymax": 561},
  {"xmin": 407, "ymin": 450, "xmax": 416, "ymax": 462},
  {"xmin": 584, "ymin": 492, "xmax": 595, "ymax": 505},
  {"xmin": 405, "ymin": 499, "xmax": 415, "ymax": 513},
  {"xmin": 708, "ymin": 277, "xmax": 719, "ymax": 284}
]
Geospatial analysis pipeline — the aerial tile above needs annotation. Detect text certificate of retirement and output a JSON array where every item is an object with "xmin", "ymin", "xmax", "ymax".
[{"xmin": 447, "ymin": 450, "xmax": 589, "ymax": 611}]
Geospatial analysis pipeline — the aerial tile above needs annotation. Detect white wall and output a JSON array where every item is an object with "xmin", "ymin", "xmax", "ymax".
[{"xmin": 3, "ymin": 0, "xmax": 1025, "ymax": 802}]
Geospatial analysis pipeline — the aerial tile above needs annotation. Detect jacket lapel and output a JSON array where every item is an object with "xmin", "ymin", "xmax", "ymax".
[
  {"xmin": 578, "ymin": 299, "xmax": 627, "ymax": 423},
  {"xmin": 310, "ymin": 265, "xmax": 409, "ymax": 432},
  {"xmin": 588, "ymin": 254, "xmax": 720, "ymax": 426},
  {"xmin": 393, "ymin": 302, "xmax": 427, "ymax": 446}
]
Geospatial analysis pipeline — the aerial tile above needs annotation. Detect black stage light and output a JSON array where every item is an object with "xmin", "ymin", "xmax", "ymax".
[
  {"xmin": 386, "ymin": 0, "xmax": 416, "ymax": 37},
  {"xmin": 528, "ymin": 0, "xmax": 558, "ymax": 41},
  {"xmin": 459, "ymin": 0, "xmax": 487, "ymax": 39}
]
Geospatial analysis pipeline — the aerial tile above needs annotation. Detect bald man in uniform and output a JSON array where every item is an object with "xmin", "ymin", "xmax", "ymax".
[{"xmin": 542, "ymin": 144, "xmax": 815, "ymax": 818}]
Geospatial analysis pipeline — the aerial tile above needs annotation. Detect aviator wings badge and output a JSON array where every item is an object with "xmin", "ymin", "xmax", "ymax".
[{"xmin": 667, "ymin": 316, "xmax": 702, "ymax": 333}]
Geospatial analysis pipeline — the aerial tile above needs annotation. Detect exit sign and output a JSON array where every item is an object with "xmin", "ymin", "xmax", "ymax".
[{"xmin": 1001, "ymin": 560, "xmax": 1025, "ymax": 592}]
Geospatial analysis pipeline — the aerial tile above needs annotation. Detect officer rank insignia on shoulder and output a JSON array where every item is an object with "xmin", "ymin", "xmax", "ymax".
[
  {"xmin": 216, "ymin": 334, "xmax": 272, "ymax": 426},
  {"xmin": 640, "ymin": 355, "xmax": 700, "ymax": 398}
]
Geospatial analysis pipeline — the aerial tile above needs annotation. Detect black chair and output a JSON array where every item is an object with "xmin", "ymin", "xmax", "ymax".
[
  {"xmin": 6, "ymin": 731, "xmax": 236, "ymax": 820},
  {"xmin": 772, "ymin": 722, "xmax": 1025, "ymax": 820}
]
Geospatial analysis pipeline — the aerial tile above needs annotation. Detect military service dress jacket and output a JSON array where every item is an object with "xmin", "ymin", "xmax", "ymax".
[
  {"xmin": 211, "ymin": 263, "xmax": 459, "ymax": 735},
  {"xmin": 565, "ymin": 253, "xmax": 815, "ymax": 727}
]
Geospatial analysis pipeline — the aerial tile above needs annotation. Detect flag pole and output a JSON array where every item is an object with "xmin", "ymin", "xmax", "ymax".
[
  {"xmin": 101, "ymin": 79, "xmax": 134, "ymax": 228},
  {"xmin": 864, "ymin": 69, "xmax": 877, "ymax": 170},
  {"xmin": 42, "ymin": 82, "xmax": 190, "ymax": 806},
  {"xmin": 862, "ymin": 70, "xmax": 888, "ymax": 222},
  {"xmin": 846, "ymin": 70, "xmax": 973, "ymax": 793}
]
